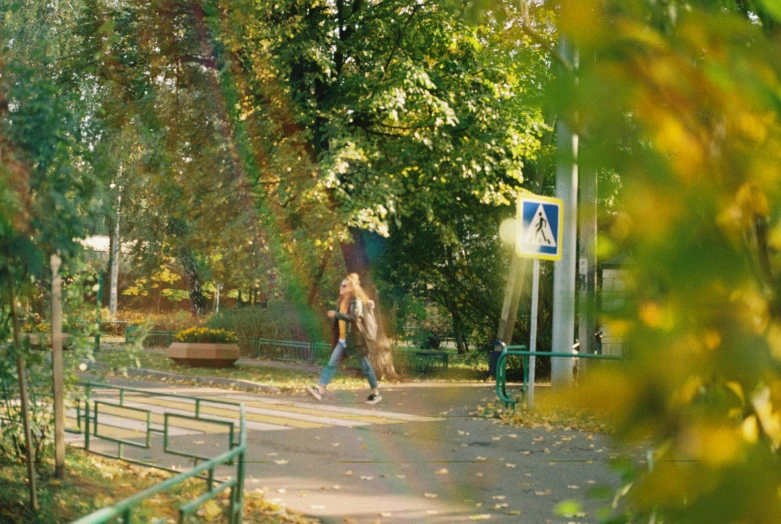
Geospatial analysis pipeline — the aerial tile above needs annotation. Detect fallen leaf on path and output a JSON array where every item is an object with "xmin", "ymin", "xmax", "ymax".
[
  {"xmin": 475, "ymin": 473, "xmax": 484, "ymax": 477},
  {"xmin": 476, "ymin": 456, "xmax": 487, "ymax": 461},
  {"xmin": 277, "ymin": 489, "xmax": 286, "ymax": 493},
  {"xmin": 266, "ymin": 453, "xmax": 278, "ymax": 456},
  {"xmin": 492, "ymin": 496, "xmax": 505, "ymax": 500},
  {"xmin": 360, "ymin": 476, "xmax": 374, "ymax": 481},
  {"xmin": 426, "ymin": 510, "xmax": 439, "ymax": 515},
  {"xmin": 424, "ymin": 493, "xmax": 438, "ymax": 498},
  {"xmin": 493, "ymin": 503, "xmax": 508, "ymax": 510},
  {"xmin": 468, "ymin": 515, "xmax": 491, "ymax": 520},
  {"xmin": 344, "ymin": 470, "xmax": 354, "ymax": 476},
  {"xmin": 533, "ymin": 437, "xmax": 544, "ymax": 442},
  {"xmin": 492, "ymin": 437, "xmax": 501, "ymax": 441},
  {"xmin": 395, "ymin": 475, "xmax": 406, "ymax": 479},
  {"xmin": 332, "ymin": 443, "xmax": 341, "ymax": 447},
  {"xmin": 505, "ymin": 463, "xmax": 516, "ymax": 468},
  {"xmin": 273, "ymin": 460, "xmax": 288, "ymax": 465},
  {"xmin": 193, "ymin": 441, "xmax": 204, "ymax": 445},
  {"xmin": 522, "ymin": 451, "xmax": 531, "ymax": 455},
  {"xmin": 309, "ymin": 505, "xmax": 325, "ymax": 510},
  {"xmin": 197, "ymin": 500, "xmax": 222, "ymax": 521},
  {"xmin": 534, "ymin": 490, "xmax": 551, "ymax": 496},
  {"xmin": 475, "ymin": 503, "xmax": 482, "ymax": 508},
  {"xmin": 436, "ymin": 468, "xmax": 449, "ymax": 475},
  {"xmin": 505, "ymin": 510, "xmax": 521, "ymax": 515},
  {"xmin": 508, "ymin": 434, "xmax": 517, "ymax": 439},
  {"xmin": 568, "ymin": 485, "xmax": 579, "ymax": 489},
  {"xmin": 380, "ymin": 512, "xmax": 392, "ymax": 517}
]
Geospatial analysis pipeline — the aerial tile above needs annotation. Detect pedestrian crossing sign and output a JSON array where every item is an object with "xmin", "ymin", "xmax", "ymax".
[{"xmin": 516, "ymin": 194, "xmax": 563, "ymax": 260}]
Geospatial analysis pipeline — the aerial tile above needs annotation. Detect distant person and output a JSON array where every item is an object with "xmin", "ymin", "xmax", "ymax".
[{"xmin": 306, "ymin": 273, "xmax": 382, "ymax": 404}]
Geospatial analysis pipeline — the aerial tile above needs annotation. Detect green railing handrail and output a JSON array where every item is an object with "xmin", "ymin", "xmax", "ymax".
[
  {"xmin": 71, "ymin": 382, "xmax": 247, "ymax": 524},
  {"xmin": 495, "ymin": 346, "xmax": 527, "ymax": 406},
  {"xmin": 496, "ymin": 346, "xmax": 624, "ymax": 407}
]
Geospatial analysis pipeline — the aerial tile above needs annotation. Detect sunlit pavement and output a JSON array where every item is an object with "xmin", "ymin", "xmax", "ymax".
[{"xmin": 75, "ymin": 376, "xmax": 625, "ymax": 523}]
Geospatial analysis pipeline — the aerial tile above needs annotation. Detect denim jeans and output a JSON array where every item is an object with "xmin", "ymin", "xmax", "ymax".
[{"xmin": 319, "ymin": 339, "xmax": 378, "ymax": 389}]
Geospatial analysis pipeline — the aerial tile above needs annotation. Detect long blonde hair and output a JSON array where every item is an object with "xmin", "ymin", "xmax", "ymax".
[{"xmin": 338, "ymin": 272, "xmax": 369, "ymax": 306}]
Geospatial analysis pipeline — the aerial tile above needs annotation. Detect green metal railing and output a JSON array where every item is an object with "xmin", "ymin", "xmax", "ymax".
[
  {"xmin": 496, "ymin": 346, "xmax": 624, "ymax": 408},
  {"xmin": 71, "ymin": 382, "xmax": 246, "ymax": 523},
  {"xmin": 125, "ymin": 327, "xmax": 175, "ymax": 347},
  {"xmin": 250, "ymin": 337, "xmax": 331, "ymax": 364}
]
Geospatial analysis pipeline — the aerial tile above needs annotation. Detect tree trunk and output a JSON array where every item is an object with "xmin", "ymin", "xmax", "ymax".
[
  {"xmin": 180, "ymin": 249, "xmax": 206, "ymax": 316},
  {"xmin": 453, "ymin": 311, "xmax": 468, "ymax": 355},
  {"xmin": 307, "ymin": 250, "xmax": 332, "ymax": 306},
  {"xmin": 8, "ymin": 280, "xmax": 37, "ymax": 510},
  {"xmin": 340, "ymin": 228, "xmax": 398, "ymax": 380},
  {"xmin": 168, "ymin": 218, "xmax": 207, "ymax": 316}
]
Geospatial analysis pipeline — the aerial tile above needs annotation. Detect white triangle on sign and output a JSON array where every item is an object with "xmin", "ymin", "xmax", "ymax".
[{"xmin": 523, "ymin": 204, "xmax": 556, "ymax": 247}]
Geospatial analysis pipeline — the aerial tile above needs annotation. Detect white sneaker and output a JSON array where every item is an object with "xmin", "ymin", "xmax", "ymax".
[
  {"xmin": 306, "ymin": 385, "xmax": 322, "ymax": 401},
  {"xmin": 366, "ymin": 393, "xmax": 382, "ymax": 405}
]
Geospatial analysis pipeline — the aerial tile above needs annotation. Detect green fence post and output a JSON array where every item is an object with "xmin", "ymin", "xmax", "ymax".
[{"xmin": 84, "ymin": 400, "xmax": 91, "ymax": 451}]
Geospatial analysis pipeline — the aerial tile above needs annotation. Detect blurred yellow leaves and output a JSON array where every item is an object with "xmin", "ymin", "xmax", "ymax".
[
  {"xmin": 680, "ymin": 424, "xmax": 742, "ymax": 466},
  {"xmin": 751, "ymin": 387, "xmax": 781, "ymax": 450},
  {"xmin": 638, "ymin": 301, "xmax": 666, "ymax": 328},
  {"xmin": 556, "ymin": 1, "xmax": 781, "ymax": 521}
]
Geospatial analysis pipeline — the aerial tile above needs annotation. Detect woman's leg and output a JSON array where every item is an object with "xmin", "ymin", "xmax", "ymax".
[
  {"xmin": 358, "ymin": 355, "xmax": 379, "ymax": 390},
  {"xmin": 318, "ymin": 340, "xmax": 346, "ymax": 389}
]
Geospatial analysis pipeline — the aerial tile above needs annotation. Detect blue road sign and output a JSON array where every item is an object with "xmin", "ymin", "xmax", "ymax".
[{"xmin": 516, "ymin": 194, "xmax": 564, "ymax": 261}]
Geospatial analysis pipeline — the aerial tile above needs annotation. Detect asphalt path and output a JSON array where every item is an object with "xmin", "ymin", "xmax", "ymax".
[{"xmin": 79, "ymin": 376, "xmax": 627, "ymax": 523}]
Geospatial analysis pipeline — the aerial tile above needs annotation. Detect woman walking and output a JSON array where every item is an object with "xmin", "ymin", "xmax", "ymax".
[{"xmin": 306, "ymin": 273, "xmax": 382, "ymax": 404}]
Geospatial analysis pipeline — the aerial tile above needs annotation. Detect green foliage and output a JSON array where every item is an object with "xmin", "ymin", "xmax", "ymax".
[{"xmin": 208, "ymin": 302, "xmax": 325, "ymax": 346}]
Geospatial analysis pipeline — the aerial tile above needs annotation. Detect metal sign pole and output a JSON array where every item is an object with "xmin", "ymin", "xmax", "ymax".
[{"xmin": 527, "ymin": 258, "xmax": 540, "ymax": 410}]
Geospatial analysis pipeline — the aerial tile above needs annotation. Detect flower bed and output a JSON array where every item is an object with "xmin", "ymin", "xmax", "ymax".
[
  {"xmin": 169, "ymin": 328, "xmax": 239, "ymax": 368},
  {"xmin": 174, "ymin": 327, "xmax": 238, "ymax": 344}
]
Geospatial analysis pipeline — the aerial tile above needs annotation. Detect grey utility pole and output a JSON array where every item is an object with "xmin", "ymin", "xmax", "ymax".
[
  {"xmin": 578, "ymin": 167, "xmax": 598, "ymax": 363},
  {"xmin": 551, "ymin": 38, "xmax": 578, "ymax": 387}
]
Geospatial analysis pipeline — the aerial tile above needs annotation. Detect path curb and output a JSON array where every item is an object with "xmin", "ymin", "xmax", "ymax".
[{"xmin": 81, "ymin": 360, "xmax": 281, "ymax": 394}]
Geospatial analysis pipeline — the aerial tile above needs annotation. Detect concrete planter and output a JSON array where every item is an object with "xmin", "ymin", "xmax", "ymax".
[{"xmin": 167, "ymin": 342, "xmax": 240, "ymax": 368}]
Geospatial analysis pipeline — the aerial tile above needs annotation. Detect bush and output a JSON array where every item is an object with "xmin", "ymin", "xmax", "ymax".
[
  {"xmin": 207, "ymin": 301, "xmax": 321, "ymax": 354},
  {"xmin": 121, "ymin": 310, "xmax": 195, "ymax": 332},
  {"xmin": 174, "ymin": 327, "xmax": 237, "ymax": 343},
  {"xmin": 415, "ymin": 330, "xmax": 441, "ymax": 350}
]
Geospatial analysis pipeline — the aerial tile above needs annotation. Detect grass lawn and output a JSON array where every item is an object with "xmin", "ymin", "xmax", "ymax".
[
  {"xmin": 0, "ymin": 447, "xmax": 315, "ymax": 523},
  {"xmin": 94, "ymin": 349, "xmax": 370, "ymax": 391},
  {"xmin": 90, "ymin": 346, "xmax": 489, "ymax": 391}
]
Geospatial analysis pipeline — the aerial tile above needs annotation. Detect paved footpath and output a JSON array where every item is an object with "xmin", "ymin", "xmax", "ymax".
[{"xmin": 74, "ymin": 376, "xmax": 628, "ymax": 523}]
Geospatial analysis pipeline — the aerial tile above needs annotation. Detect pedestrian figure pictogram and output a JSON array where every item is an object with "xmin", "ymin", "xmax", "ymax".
[{"xmin": 523, "ymin": 204, "xmax": 557, "ymax": 247}]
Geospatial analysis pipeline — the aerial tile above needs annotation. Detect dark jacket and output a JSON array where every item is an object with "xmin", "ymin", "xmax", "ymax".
[{"xmin": 331, "ymin": 298, "xmax": 367, "ymax": 355}]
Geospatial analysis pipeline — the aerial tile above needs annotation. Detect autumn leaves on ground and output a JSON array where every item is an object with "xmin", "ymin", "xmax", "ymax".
[{"xmin": 0, "ymin": 449, "xmax": 315, "ymax": 523}]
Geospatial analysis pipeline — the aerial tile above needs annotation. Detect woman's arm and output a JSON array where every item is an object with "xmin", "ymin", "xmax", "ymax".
[{"xmin": 333, "ymin": 299, "xmax": 363, "ymax": 322}]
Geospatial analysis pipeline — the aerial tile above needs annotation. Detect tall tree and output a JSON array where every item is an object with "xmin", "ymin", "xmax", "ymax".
[{"xmin": 216, "ymin": 0, "xmax": 550, "ymax": 375}]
